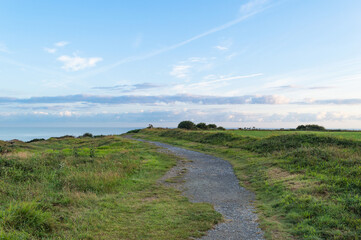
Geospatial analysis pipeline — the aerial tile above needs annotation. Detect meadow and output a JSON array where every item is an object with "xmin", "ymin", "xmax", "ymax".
[
  {"xmin": 0, "ymin": 135, "xmax": 221, "ymax": 239},
  {"xmin": 229, "ymin": 129, "xmax": 361, "ymax": 141},
  {"xmin": 132, "ymin": 128, "xmax": 361, "ymax": 240}
]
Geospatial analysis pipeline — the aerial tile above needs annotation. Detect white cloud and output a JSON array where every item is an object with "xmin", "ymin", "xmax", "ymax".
[
  {"xmin": 57, "ymin": 55, "xmax": 103, "ymax": 71},
  {"xmin": 170, "ymin": 65, "xmax": 192, "ymax": 79},
  {"xmin": 33, "ymin": 111, "xmax": 49, "ymax": 115},
  {"xmin": 189, "ymin": 73, "xmax": 263, "ymax": 88},
  {"xmin": 169, "ymin": 57, "xmax": 216, "ymax": 81},
  {"xmin": 215, "ymin": 45, "xmax": 228, "ymax": 51},
  {"xmin": 240, "ymin": 0, "xmax": 269, "ymax": 14},
  {"xmin": 44, "ymin": 47, "xmax": 57, "ymax": 54},
  {"xmin": 55, "ymin": 41, "xmax": 69, "ymax": 47},
  {"xmin": 225, "ymin": 52, "xmax": 238, "ymax": 60},
  {"xmin": 59, "ymin": 111, "xmax": 73, "ymax": 117}
]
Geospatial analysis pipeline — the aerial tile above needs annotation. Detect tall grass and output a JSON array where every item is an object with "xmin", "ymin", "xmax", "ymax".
[{"xmin": 0, "ymin": 135, "xmax": 221, "ymax": 239}]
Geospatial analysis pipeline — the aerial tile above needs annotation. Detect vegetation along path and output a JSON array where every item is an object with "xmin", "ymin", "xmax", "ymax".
[{"xmin": 131, "ymin": 137, "xmax": 265, "ymax": 240}]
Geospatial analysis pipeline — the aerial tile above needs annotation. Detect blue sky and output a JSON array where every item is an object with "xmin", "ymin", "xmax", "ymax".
[{"xmin": 1, "ymin": 0, "xmax": 361, "ymax": 128}]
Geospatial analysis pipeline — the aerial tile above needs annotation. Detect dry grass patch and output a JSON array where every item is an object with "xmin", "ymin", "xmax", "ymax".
[
  {"xmin": 267, "ymin": 167, "xmax": 306, "ymax": 191},
  {"xmin": 4, "ymin": 151, "xmax": 33, "ymax": 159}
]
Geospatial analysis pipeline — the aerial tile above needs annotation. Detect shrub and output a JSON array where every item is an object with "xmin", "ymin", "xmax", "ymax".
[
  {"xmin": 127, "ymin": 129, "xmax": 141, "ymax": 134},
  {"xmin": 207, "ymin": 124, "xmax": 217, "ymax": 129},
  {"xmin": 82, "ymin": 133, "xmax": 93, "ymax": 138},
  {"xmin": 296, "ymin": 124, "xmax": 326, "ymax": 131},
  {"xmin": 55, "ymin": 135, "xmax": 74, "ymax": 139},
  {"xmin": 178, "ymin": 121, "xmax": 196, "ymax": 130},
  {"xmin": 27, "ymin": 138, "xmax": 45, "ymax": 143},
  {"xmin": 196, "ymin": 123, "xmax": 208, "ymax": 130},
  {"xmin": 217, "ymin": 126, "xmax": 226, "ymax": 130}
]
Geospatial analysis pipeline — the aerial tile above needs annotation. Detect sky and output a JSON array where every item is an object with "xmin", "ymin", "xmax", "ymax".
[{"xmin": 1, "ymin": 0, "xmax": 361, "ymax": 129}]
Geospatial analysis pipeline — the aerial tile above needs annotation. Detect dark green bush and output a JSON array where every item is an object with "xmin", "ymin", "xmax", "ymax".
[
  {"xmin": 81, "ymin": 133, "xmax": 93, "ymax": 138},
  {"xmin": 296, "ymin": 124, "xmax": 326, "ymax": 131},
  {"xmin": 196, "ymin": 123, "xmax": 208, "ymax": 130},
  {"xmin": 127, "ymin": 129, "xmax": 141, "ymax": 134},
  {"xmin": 178, "ymin": 121, "xmax": 196, "ymax": 130},
  {"xmin": 207, "ymin": 124, "xmax": 217, "ymax": 129},
  {"xmin": 27, "ymin": 138, "xmax": 45, "ymax": 143},
  {"xmin": 217, "ymin": 126, "xmax": 226, "ymax": 130}
]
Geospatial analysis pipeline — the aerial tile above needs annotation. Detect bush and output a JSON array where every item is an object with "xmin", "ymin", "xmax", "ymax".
[
  {"xmin": 27, "ymin": 138, "xmax": 45, "ymax": 143},
  {"xmin": 207, "ymin": 124, "xmax": 217, "ymax": 129},
  {"xmin": 82, "ymin": 133, "xmax": 93, "ymax": 138},
  {"xmin": 196, "ymin": 123, "xmax": 208, "ymax": 130},
  {"xmin": 178, "ymin": 121, "xmax": 196, "ymax": 130},
  {"xmin": 127, "ymin": 129, "xmax": 141, "ymax": 134},
  {"xmin": 296, "ymin": 124, "xmax": 326, "ymax": 131},
  {"xmin": 58, "ymin": 135, "xmax": 75, "ymax": 139},
  {"xmin": 217, "ymin": 126, "xmax": 226, "ymax": 130}
]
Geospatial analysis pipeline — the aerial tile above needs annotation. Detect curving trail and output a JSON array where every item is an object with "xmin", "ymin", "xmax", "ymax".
[{"xmin": 130, "ymin": 137, "xmax": 265, "ymax": 240}]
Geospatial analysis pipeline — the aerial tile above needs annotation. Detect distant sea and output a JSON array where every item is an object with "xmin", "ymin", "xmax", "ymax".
[{"xmin": 0, "ymin": 127, "xmax": 137, "ymax": 142}]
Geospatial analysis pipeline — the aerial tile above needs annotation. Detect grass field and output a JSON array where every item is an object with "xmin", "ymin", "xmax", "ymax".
[
  {"xmin": 0, "ymin": 135, "xmax": 221, "ymax": 239},
  {"xmin": 132, "ymin": 128, "xmax": 361, "ymax": 240},
  {"xmin": 228, "ymin": 130, "xmax": 361, "ymax": 140}
]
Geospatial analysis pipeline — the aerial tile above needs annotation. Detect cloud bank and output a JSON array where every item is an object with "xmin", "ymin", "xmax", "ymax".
[{"xmin": 0, "ymin": 94, "xmax": 290, "ymax": 105}]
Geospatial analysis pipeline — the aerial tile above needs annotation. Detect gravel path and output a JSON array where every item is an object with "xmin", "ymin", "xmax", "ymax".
[{"xmin": 130, "ymin": 137, "xmax": 265, "ymax": 240}]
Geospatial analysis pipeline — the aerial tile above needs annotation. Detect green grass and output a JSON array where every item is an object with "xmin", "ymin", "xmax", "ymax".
[
  {"xmin": 132, "ymin": 128, "xmax": 361, "ymax": 240},
  {"xmin": 0, "ymin": 135, "xmax": 221, "ymax": 239},
  {"xmin": 229, "ymin": 129, "xmax": 361, "ymax": 141}
]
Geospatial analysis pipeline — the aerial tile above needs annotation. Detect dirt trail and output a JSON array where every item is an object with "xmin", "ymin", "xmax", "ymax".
[{"xmin": 130, "ymin": 137, "xmax": 265, "ymax": 240}]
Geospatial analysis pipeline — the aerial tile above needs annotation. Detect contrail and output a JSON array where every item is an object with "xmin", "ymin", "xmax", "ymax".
[{"xmin": 76, "ymin": 3, "xmax": 273, "ymax": 79}]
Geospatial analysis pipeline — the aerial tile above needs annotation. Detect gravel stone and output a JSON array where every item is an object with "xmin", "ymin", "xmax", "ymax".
[{"xmin": 130, "ymin": 137, "xmax": 265, "ymax": 240}]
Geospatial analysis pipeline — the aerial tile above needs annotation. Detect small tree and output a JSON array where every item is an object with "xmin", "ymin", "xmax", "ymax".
[
  {"xmin": 217, "ymin": 126, "xmax": 226, "ymax": 130},
  {"xmin": 207, "ymin": 124, "xmax": 217, "ymax": 129},
  {"xmin": 296, "ymin": 124, "xmax": 325, "ymax": 131},
  {"xmin": 82, "ymin": 133, "xmax": 93, "ymax": 138},
  {"xmin": 196, "ymin": 122, "xmax": 208, "ymax": 130},
  {"xmin": 178, "ymin": 121, "xmax": 196, "ymax": 130}
]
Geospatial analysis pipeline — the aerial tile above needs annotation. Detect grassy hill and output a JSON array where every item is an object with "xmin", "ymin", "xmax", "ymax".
[
  {"xmin": 0, "ymin": 135, "xmax": 221, "ymax": 239},
  {"xmin": 132, "ymin": 128, "xmax": 361, "ymax": 240}
]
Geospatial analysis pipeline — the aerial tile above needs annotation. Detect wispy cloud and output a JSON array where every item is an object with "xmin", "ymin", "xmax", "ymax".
[
  {"xmin": 240, "ymin": 0, "xmax": 269, "ymax": 14},
  {"xmin": 55, "ymin": 41, "xmax": 69, "ymax": 47},
  {"xmin": 2, "ymin": 94, "xmax": 361, "ymax": 106},
  {"xmin": 301, "ymin": 99, "xmax": 361, "ymax": 105},
  {"xmin": 189, "ymin": 73, "xmax": 263, "ymax": 88},
  {"xmin": 170, "ymin": 65, "xmax": 192, "ymax": 79},
  {"xmin": 0, "ymin": 94, "xmax": 290, "ymax": 105},
  {"xmin": 214, "ymin": 38, "xmax": 233, "ymax": 51},
  {"xmin": 215, "ymin": 46, "xmax": 228, "ymax": 51},
  {"xmin": 169, "ymin": 57, "xmax": 216, "ymax": 80},
  {"xmin": 272, "ymin": 85, "xmax": 335, "ymax": 91},
  {"xmin": 57, "ymin": 55, "xmax": 103, "ymax": 71},
  {"xmin": 92, "ymin": 83, "xmax": 161, "ymax": 93},
  {"xmin": 44, "ymin": 47, "xmax": 57, "ymax": 54},
  {"xmin": 78, "ymin": 3, "xmax": 273, "ymax": 79}
]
